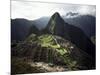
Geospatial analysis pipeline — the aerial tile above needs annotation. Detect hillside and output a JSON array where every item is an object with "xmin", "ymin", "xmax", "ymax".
[
  {"xmin": 65, "ymin": 15, "xmax": 96, "ymax": 38},
  {"xmin": 12, "ymin": 34, "xmax": 95, "ymax": 74},
  {"xmin": 46, "ymin": 12, "xmax": 95, "ymax": 58}
]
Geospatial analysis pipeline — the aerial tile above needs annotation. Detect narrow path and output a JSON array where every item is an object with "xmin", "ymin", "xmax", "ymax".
[{"xmin": 28, "ymin": 62, "xmax": 68, "ymax": 72}]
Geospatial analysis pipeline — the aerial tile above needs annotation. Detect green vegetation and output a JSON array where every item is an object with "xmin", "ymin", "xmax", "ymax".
[
  {"xmin": 49, "ymin": 17, "xmax": 56, "ymax": 34},
  {"xmin": 26, "ymin": 33, "xmax": 37, "ymax": 42},
  {"xmin": 60, "ymin": 54, "xmax": 78, "ymax": 70},
  {"xmin": 12, "ymin": 34, "xmax": 77, "ymax": 73},
  {"xmin": 27, "ymin": 34, "xmax": 78, "ymax": 70}
]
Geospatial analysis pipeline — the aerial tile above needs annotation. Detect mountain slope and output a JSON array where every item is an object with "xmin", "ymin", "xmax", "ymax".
[
  {"xmin": 45, "ymin": 12, "xmax": 95, "ymax": 58},
  {"xmin": 46, "ymin": 12, "xmax": 65, "ymax": 35},
  {"xmin": 64, "ymin": 15, "xmax": 96, "ymax": 37},
  {"xmin": 11, "ymin": 19, "xmax": 39, "ymax": 41}
]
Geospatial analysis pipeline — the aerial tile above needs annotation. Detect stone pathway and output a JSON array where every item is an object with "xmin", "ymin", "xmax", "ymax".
[{"xmin": 28, "ymin": 62, "xmax": 68, "ymax": 72}]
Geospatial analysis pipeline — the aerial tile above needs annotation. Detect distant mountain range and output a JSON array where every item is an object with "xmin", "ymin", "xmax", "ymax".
[
  {"xmin": 11, "ymin": 14, "xmax": 95, "ymax": 41},
  {"xmin": 11, "ymin": 12, "xmax": 95, "ymax": 57},
  {"xmin": 30, "ymin": 14, "xmax": 96, "ymax": 38},
  {"xmin": 64, "ymin": 15, "xmax": 96, "ymax": 37},
  {"xmin": 11, "ymin": 18, "xmax": 42, "ymax": 41}
]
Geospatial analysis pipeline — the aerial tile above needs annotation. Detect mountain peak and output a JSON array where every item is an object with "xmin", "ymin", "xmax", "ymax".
[
  {"xmin": 46, "ymin": 12, "xmax": 65, "ymax": 34},
  {"xmin": 51, "ymin": 12, "xmax": 61, "ymax": 20},
  {"xmin": 53, "ymin": 12, "xmax": 60, "ymax": 16}
]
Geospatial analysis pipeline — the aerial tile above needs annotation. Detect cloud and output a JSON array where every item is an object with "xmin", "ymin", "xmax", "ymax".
[
  {"xmin": 77, "ymin": 5, "xmax": 96, "ymax": 16},
  {"xmin": 66, "ymin": 12, "xmax": 79, "ymax": 18},
  {"xmin": 11, "ymin": 0, "xmax": 96, "ymax": 20}
]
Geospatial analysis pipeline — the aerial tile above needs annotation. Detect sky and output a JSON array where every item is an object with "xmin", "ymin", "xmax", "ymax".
[{"xmin": 11, "ymin": 0, "xmax": 96, "ymax": 20}]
